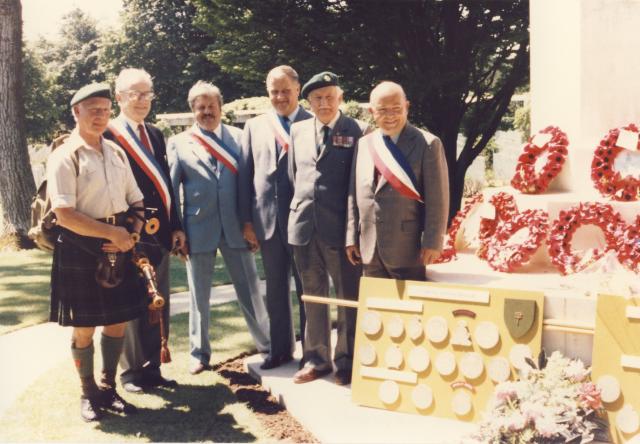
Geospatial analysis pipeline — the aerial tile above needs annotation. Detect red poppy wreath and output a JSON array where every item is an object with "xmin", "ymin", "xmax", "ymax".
[
  {"xmin": 477, "ymin": 192, "xmax": 519, "ymax": 260},
  {"xmin": 616, "ymin": 215, "xmax": 640, "ymax": 273},
  {"xmin": 436, "ymin": 193, "xmax": 484, "ymax": 264},
  {"xmin": 485, "ymin": 209, "xmax": 549, "ymax": 273},
  {"xmin": 511, "ymin": 126, "xmax": 569, "ymax": 194},
  {"xmin": 548, "ymin": 202, "xmax": 625, "ymax": 275},
  {"xmin": 591, "ymin": 123, "xmax": 640, "ymax": 201}
]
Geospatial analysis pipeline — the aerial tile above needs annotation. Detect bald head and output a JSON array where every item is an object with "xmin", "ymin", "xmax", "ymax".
[
  {"xmin": 369, "ymin": 81, "xmax": 409, "ymax": 136},
  {"xmin": 369, "ymin": 81, "xmax": 406, "ymax": 104}
]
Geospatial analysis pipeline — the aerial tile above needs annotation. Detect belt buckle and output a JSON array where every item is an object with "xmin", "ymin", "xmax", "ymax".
[{"xmin": 105, "ymin": 215, "xmax": 116, "ymax": 225}]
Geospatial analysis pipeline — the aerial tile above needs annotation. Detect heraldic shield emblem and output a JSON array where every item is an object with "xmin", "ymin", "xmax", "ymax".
[{"xmin": 504, "ymin": 299, "xmax": 537, "ymax": 339}]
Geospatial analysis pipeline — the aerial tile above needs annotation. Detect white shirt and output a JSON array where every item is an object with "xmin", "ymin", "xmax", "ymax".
[
  {"xmin": 314, "ymin": 111, "xmax": 341, "ymax": 146},
  {"xmin": 47, "ymin": 129, "xmax": 144, "ymax": 218}
]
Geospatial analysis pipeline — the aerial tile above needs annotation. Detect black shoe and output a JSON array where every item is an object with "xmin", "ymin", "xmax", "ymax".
[
  {"xmin": 122, "ymin": 381, "xmax": 144, "ymax": 394},
  {"xmin": 80, "ymin": 396, "xmax": 102, "ymax": 422},
  {"xmin": 101, "ymin": 389, "xmax": 138, "ymax": 415},
  {"xmin": 260, "ymin": 354, "xmax": 294, "ymax": 370},
  {"xmin": 143, "ymin": 374, "xmax": 178, "ymax": 388},
  {"xmin": 334, "ymin": 369, "xmax": 352, "ymax": 386}
]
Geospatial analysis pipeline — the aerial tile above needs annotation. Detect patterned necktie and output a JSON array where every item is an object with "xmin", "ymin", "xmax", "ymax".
[{"xmin": 138, "ymin": 123, "xmax": 152, "ymax": 154}]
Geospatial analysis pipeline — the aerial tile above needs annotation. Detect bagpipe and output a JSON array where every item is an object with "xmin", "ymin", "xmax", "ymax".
[{"xmin": 61, "ymin": 207, "xmax": 173, "ymax": 363}]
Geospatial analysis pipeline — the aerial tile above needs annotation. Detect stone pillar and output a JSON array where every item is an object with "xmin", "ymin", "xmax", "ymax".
[{"xmin": 530, "ymin": 0, "xmax": 640, "ymax": 193}]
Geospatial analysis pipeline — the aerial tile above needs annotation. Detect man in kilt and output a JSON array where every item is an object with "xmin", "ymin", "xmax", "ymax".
[{"xmin": 47, "ymin": 83, "xmax": 147, "ymax": 421}]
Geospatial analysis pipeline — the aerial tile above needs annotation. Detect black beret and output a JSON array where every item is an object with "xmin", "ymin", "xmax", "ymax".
[
  {"xmin": 301, "ymin": 71, "xmax": 339, "ymax": 99},
  {"xmin": 70, "ymin": 83, "xmax": 111, "ymax": 107}
]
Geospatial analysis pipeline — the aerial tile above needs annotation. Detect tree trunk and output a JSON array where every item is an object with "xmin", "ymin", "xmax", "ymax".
[{"xmin": 0, "ymin": 0, "xmax": 35, "ymax": 249}]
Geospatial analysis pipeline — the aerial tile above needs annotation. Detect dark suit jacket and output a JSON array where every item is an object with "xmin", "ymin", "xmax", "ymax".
[
  {"xmin": 104, "ymin": 119, "xmax": 181, "ymax": 263},
  {"xmin": 346, "ymin": 124, "xmax": 449, "ymax": 268},
  {"xmin": 288, "ymin": 113, "xmax": 368, "ymax": 248},
  {"xmin": 239, "ymin": 106, "xmax": 312, "ymax": 241}
]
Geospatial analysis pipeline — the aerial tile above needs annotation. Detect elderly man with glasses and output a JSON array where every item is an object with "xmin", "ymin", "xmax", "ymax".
[{"xmin": 104, "ymin": 68, "xmax": 186, "ymax": 393}]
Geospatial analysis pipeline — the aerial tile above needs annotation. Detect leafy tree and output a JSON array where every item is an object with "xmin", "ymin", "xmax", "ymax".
[
  {"xmin": 22, "ymin": 46, "xmax": 60, "ymax": 143},
  {"xmin": 0, "ymin": 0, "xmax": 36, "ymax": 247},
  {"xmin": 100, "ymin": 0, "xmax": 239, "ymax": 117},
  {"xmin": 195, "ymin": 0, "xmax": 530, "ymax": 218}
]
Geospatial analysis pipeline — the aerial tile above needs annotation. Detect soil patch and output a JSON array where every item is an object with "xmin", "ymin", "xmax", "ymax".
[{"xmin": 213, "ymin": 354, "xmax": 319, "ymax": 443}]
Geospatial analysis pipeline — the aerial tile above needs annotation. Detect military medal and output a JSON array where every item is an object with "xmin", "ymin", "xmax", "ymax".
[{"xmin": 145, "ymin": 217, "xmax": 160, "ymax": 235}]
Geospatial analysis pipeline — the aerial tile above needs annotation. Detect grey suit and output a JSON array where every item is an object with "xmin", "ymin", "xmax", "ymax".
[
  {"xmin": 288, "ymin": 113, "xmax": 367, "ymax": 372},
  {"xmin": 239, "ymin": 107, "xmax": 312, "ymax": 360},
  {"xmin": 168, "ymin": 124, "xmax": 270, "ymax": 365},
  {"xmin": 346, "ymin": 124, "xmax": 449, "ymax": 280}
]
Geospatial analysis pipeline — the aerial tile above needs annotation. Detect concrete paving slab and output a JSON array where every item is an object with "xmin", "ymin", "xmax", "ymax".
[{"xmin": 245, "ymin": 334, "xmax": 476, "ymax": 444}]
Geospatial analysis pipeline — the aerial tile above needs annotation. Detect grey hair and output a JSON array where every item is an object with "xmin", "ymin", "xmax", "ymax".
[
  {"xmin": 266, "ymin": 65, "xmax": 300, "ymax": 87},
  {"xmin": 369, "ymin": 81, "xmax": 407, "ymax": 104},
  {"xmin": 188, "ymin": 80, "xmax": 223, "ymax": 110},
  {"xmin": 115, "ymin": 68, "xmax": 153, "ymax": 93}
]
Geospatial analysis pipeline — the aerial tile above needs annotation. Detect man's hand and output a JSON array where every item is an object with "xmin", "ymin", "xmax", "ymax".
[
  {"xmin": 105, "ymin": 226, "xmax": 136, "ymax": 252},
  {"xmin": 172, "ymin": 230, "xmax": 189, "ymax": 256},
  {"xmin": 346, "ymin": 245, "xmax": 361, "ymax": 265},
  {"xmin": 420, "ymin": 248, "xmax": 441, "ymax": 266},
  {"xmin": 243, "ymin": 223, "xmax": 259, "ymax": 253}
]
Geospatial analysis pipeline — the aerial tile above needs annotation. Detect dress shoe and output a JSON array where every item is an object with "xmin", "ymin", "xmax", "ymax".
[
  {"xmin": 100, "ymin": 388, "xmax": 138, "ymax": 415},
  {"xmin": 190, "ymin": 362, "xmax": 211, "ymax": 375},
  {"xmin": 334, "ymin": 369, "xmax": 352, "ymax": 386},
  {"xmin": 80, "ymin": 395, "xmax": 102, "ymax": 422},
  {"xmin": 123, "ymin": 381, "xmax": 144, "ymax": 394},
  {"xmin": 293, "ymin": 366, "xmax": 332, "ymax": 384},
  {"xmin": 259, "ymin": 354, "xmax": 293, "ymax": 370},
  {"xmin": 143, "ymin": 374, "xmax": 178, "ymax": 388}
]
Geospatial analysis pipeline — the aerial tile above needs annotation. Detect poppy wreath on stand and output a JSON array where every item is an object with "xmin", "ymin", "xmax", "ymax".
[
  {"xmin": 511, "ymin": 126, "xmax": 569, "ymax": 194},
  {"xmin": 435, "ymin": 193, "xmax": 484, "ymax": 264},
  {"xmin": 548, "ymin": 202, "xmax": 625, "ymax": 275},
  {"xmin": 485, "ymin": 209, "xmax": 549, "ymax": 273},
  {"xmin": 591, "ymin": 123, "xmax": 640, "ymax": 201},
  {"xmin": 616, "ymin": 215, "xmax": 640, "ymax": 273},
  {"xmin": 477, "ymin": 192, "xmax": 519, "ymax": 260}
]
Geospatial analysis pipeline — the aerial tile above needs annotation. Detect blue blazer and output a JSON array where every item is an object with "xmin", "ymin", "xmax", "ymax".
[{"xmin": 168, "ymin": 124, "xmax": 245, "ymax": 253}]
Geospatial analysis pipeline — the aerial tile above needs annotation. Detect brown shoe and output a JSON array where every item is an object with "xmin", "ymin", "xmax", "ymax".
[
  {"xmin": 293, "ymin": 366, "xmax": 332, "ymax": 384},
  {"xmin": 334, "ymin": 369, "xmax": 352, "ymax": 386}
]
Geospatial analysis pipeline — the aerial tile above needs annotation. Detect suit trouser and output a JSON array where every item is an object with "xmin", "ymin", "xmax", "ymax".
[
  {"xmin": 364, "ymin": 247, "xmax": 427, "ymax": 281},
  {"xmin": 293, "ymin": 236, "xmax": 361, "ymax": 372},
  {"xmin": 120, "ymin": 250, "xmax": 170, "ymax": 384},
  {"xmin": 187, "ymin": 237, "xmax": 270, "ymax": 364},
  {"xmin": 261, "ymin": 227, "xmax": 300, "ymax": 358}
]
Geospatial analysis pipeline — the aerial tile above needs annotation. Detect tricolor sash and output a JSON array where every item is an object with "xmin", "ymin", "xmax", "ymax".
[
  {"xmin": 108, "ymin": 119, "xmax": 172, "ymax": 218},
  {"xmin": 368, "ymin": 132, "xmax": 423, "ymax": 203},
  {"xmin": 189, "ymin": 125, "xmax": 239, "ymax": 175},
  {"xmin": 267, "ymin": 112, "xmax": 291, "ymax": 161}
]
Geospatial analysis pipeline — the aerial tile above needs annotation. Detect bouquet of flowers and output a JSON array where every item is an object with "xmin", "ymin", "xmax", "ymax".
[{"xmin": 467, "ymin": 351, "xmax": 608, "ymax": 444}]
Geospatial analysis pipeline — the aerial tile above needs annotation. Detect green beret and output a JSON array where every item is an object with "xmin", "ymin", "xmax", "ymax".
[
  {"xmin": 70, "ymin": 83, "xmax": 111, "ymax": 107},
  {"xmin": 301, "ymin": 71, "xmax": 339, "ymax": 99}
]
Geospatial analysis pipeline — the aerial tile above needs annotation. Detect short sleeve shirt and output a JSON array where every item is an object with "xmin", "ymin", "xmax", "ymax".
[{"xmin": 46, "ymin": 130, "xmax": 144, "ymax": 219}]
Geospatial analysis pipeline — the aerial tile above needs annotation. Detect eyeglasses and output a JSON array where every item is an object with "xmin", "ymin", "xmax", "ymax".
[{"xmin": 122, "ymin": 90, "xmax": 155, "ymax": 101}]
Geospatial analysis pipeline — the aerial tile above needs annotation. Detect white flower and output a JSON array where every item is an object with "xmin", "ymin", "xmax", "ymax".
[{"xmin": 535, "ymin": 414, "xmax": 560, "ymax": 438}]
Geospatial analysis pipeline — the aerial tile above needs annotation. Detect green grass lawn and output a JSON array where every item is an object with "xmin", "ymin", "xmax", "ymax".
[
  {"xmin": 0, "ymin": 250, "xmax": 266, "ymax": 335},
  {"xmin": 0, "ymin": 304, "xmax": 274, "ymax": 442}
]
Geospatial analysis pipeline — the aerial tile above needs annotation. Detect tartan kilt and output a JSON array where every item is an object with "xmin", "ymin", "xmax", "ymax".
[{"xmin": 49, "ymin": 231, "xmax": 147, "ymax": 327}]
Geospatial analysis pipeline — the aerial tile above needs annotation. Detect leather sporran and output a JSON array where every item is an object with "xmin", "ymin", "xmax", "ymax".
[{"xmin": 95, "ymin": 252, "xmax": 127, "ymax": 288}]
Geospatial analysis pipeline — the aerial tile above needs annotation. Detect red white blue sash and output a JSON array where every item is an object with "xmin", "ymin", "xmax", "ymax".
[
  {"xmin": 108, "ymin": 119, "xmax": 172, "ymax": 217},
  {"xmin": 189, "ymin": 125, "xmax": 239, "ymax": 175},
  {"xmin": 368, "ymin": 131, "xmax": 423, "ymax": 203},
  {"xmin": 266, "ymin": 112, "xmax": 291, "ymax": 161}
]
